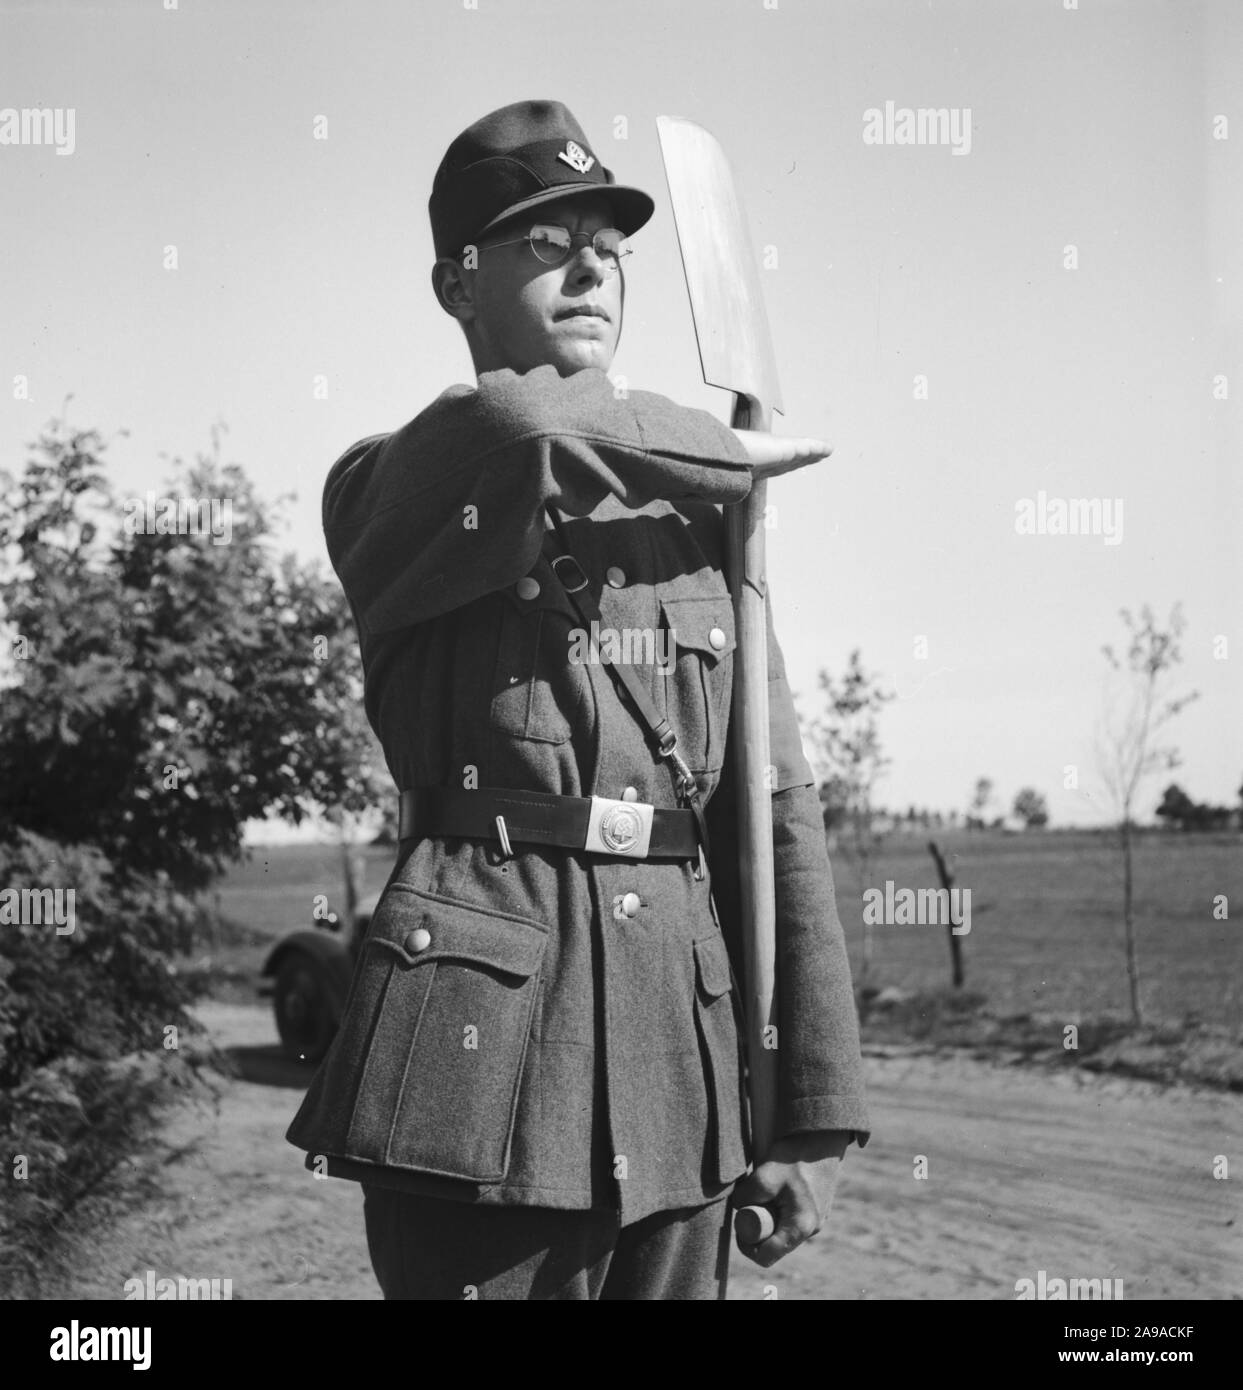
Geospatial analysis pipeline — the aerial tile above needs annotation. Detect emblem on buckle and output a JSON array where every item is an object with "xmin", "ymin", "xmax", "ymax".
[
  {"xmin": 600, "ymin": 804, "xmax": 641, "ymax": 852},
  {"xmin": 585, "ymin": 795, "xmax": 654, "ymax": 858}
]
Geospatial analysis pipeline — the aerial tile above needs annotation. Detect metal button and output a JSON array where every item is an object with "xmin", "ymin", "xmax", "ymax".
[
  {"xmin": 620, "ymin": 892, "xmax": 641, "ymax": 918},
  {"xmin": 709, "ymin": 626, "xmax": 727, "ymax": 650},
  {"xmin": 621, "ymin": 786, "xmax": 639, "ymax": 802},
  {"xmin": 404, "ymin": 927, "xmax": 431, "ymax": 954},
  {"xmin": 516, "ymin": 576, "xmax": 540, "ymax": 600},
  {"xmin": 606, "ymin": 566, "xmax": 626, "ymax": 588}
]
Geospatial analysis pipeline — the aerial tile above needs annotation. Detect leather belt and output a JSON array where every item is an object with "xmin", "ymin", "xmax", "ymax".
[{"xmin": 398, "ymin": 786, "xmax": 700, "ymax": 862}]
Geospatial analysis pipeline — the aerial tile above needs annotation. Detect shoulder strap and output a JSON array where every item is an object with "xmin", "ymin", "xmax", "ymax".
[
  {"xmin": 540, "ymin": 508, "xmax": 675, "ymax": 753},
  {"xmin": 541, "ymin": 505, "xmax": 709, "ymax": 872}
]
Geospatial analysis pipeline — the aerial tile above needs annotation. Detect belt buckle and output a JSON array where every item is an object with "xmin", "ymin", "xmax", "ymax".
[{"xmin": 584, "ymin": 795, "xmax": 654, "ymax": 859}]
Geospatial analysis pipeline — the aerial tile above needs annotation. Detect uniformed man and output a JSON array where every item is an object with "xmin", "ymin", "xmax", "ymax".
[{"xmin": 287, "ymin": 99, "xmax": 871, "ymax": 1300}]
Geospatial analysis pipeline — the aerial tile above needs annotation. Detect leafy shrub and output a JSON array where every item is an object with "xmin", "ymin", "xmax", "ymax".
[{"xmin": 0, "ymin": 830, "xmax": 207, "ymax": 1295}]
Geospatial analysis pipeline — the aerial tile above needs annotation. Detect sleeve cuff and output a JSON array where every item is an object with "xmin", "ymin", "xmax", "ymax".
[{"xmin": 777, "ymin": 1095, "xmax": 872, "ymax": 1149}]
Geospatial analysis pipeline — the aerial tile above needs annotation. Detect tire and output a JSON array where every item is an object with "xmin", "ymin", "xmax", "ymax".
[{"xmin": 274, "ymin": 953, "xmax": 338, "ymax": 1063}]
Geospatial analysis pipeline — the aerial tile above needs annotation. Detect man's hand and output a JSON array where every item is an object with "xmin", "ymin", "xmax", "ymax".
[
  {"xmin": 733, "ymin": 1130, "xmax": 851, "ymax": 1267},
  {"xmin": 729, "ymin": 428, "xmax": 832, "ymax": 479}
]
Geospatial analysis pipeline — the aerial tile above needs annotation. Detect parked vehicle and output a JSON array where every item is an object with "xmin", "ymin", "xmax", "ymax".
[{"xmin": 259, "ymin": 890, "xmax": 379, "ymax": 1062}]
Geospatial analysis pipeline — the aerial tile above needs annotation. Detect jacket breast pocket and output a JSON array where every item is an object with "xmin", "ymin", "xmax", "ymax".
[
  {"xmin": 490, "ymin": 573, "xmax": 582, "ymax": 745},
  {"xmin": 345, "ymin": 885, "xmax": 548, "ymax": 1182},
  {"xmin": 659, "ymin": 594, "xmax": 737, "ymax": 774}
]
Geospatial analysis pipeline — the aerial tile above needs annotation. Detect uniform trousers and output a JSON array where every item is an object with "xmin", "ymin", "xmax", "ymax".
[{"xmin": 361, "ymin": 1185, "xmax": 734, "ymax": 1300}]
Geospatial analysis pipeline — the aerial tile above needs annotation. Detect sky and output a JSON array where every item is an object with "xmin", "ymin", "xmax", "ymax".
[{"xmin": 2, "ymin": 0, "xmax": 1239, "ymax": 828}]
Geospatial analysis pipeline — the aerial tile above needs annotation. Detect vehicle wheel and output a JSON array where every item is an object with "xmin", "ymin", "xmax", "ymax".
[{"xmin": 274, "ymin": 953, "xmax": 337, "ymax": 1063}]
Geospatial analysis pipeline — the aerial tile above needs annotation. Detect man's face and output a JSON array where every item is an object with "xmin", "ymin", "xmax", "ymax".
[{"xmin": 457, "ymin": 194, "xmax": 624, "ymax": 376}]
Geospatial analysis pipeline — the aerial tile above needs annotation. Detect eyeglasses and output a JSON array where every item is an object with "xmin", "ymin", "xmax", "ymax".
[{"xmin": 472, "ymin": 224, "xmax": 631, "ymax": 274}]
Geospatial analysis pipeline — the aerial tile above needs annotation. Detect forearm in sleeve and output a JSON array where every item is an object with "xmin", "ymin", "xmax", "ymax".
[
  {"xmin": 323, "ymin": 365, "xmax": 752, "ymax": 633},
  {"xmin": 706, "ymin": 586, "xmax": 871, "ymax": 1148}
]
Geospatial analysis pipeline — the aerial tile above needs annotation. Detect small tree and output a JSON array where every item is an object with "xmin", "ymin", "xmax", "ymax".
[
  {"xmin": 1155, "ymin": 783, "xmax": 1196, "ymax": 832},
  {"xmin": 967, "ymin": 777, "xmax": 994, "ymax": 829},
  {"xmin": 1012, "ymin": 787, "xmax": 1049, "ymax": 829},
  {"xmin": 1096, "ymin": 604, "xmax": 1198, "ymax": 1025},
  {"xmin": 801, "ymin": 651, "xmax": 893, "ymax": 984},
  {"xmin": 817, "ymin": 774, "xmax": 852, "ymax": 835}
]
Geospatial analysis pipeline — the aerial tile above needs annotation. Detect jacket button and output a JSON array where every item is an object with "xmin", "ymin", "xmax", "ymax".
[
  {"xmin": 404, "ymin": 927, "xmax": 431, "ymax": 953},
  {"xmin": 516, "ymin": 576, "xmax": 540, "ymax": 600},
  {"xmin": 606, "ymin": 566, "xmax": 626, "ymax": 588},
  {"xmin": 621, "ymin": 787, "xmax": 639, "ymax": 801},
  {"xmin": 709, "ymin": 626, "xmax": 727, "ymax": 650},
  {"xmin": 620, "ymin": 892, "xmax": 641, "ymax": 918}
]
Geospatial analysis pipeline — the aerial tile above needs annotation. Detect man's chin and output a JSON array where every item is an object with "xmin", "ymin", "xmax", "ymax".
[{"xmin": 549, "ymin": 344, "xmax": 615, "ymax": 376}]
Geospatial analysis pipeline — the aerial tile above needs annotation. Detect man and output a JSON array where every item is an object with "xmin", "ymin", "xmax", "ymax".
[{"xmin": 287, "ymin": 99, "xmax": 870, "ymax": 1300}]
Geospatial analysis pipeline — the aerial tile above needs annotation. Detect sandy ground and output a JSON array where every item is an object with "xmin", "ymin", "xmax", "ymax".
[{"xmin": 52, "ymin": 1002, "xmax": 1241, "ymax": 1301}]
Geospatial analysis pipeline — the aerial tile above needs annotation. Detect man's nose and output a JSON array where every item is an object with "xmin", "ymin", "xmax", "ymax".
[{"xmin": 566, "ymin": 245, "xmax": 608, "ymax": 287}]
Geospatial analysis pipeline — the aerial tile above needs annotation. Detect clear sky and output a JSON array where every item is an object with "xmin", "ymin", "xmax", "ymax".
[{"xmin": 2, "ymin": 0, "xmax": 1239, "ymax": 827}]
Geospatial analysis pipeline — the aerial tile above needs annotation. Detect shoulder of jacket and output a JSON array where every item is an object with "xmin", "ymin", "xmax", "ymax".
[
  {"xmin": 324, "ymin": 381, "xmax": 476, "ymax": 470},
  {"xmin": 329, "ymin": 431, "xmax": 389, "ymax": 471}
]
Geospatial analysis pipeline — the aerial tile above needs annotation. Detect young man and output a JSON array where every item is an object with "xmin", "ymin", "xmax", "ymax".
[{"xmin": 287, "ymin": 100, "xmax": 870, "ymax": 1300}]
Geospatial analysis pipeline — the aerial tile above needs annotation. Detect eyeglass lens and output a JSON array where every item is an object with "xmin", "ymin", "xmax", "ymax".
[{"xmin": 529, "ymin": 226, "xmax": 625, "ymax": 267}]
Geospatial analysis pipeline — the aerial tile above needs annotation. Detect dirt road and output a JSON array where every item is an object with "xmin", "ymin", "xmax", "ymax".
[{"xmin": 53, "ymin": 1003, "xmax": 1240, "ymax": 1301}]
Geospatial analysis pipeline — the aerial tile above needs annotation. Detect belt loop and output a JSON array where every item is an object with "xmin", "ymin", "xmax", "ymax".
[{"xmin": 495, "ymin": 815, "xmax": 514, "ymax": 859}]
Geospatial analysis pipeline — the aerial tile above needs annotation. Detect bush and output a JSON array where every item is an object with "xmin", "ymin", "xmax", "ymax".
[
  {"xmin": 0, "ymin": 830, "xmax": 209, "ymax": 1295},
  {"xmin": 0, "ymin": 1052, "xmax": 207, "ymax": 1297},
  {"xmin": 0, "ymin": 831, "xmax": 202, "ymax": 1084}
]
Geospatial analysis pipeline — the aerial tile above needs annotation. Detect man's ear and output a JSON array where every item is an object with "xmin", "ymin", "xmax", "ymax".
[{"xmin": 431, "ymin": 256, "xmax": 476, "ymax": 322}]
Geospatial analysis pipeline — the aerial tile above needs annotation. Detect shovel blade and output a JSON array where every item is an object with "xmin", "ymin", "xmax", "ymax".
[{"xmin": 656, "ymin": 115, "xmax": 783, "ymax": 416}]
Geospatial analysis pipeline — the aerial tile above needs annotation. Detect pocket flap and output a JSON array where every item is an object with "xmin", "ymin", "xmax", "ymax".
[
  {"xmin": 368, "ymin": 886, "xmax": 548, "ymax": 978},
  {"xmin": 660, "ymin": 595, "xmax": 736, "ymax": 661},
  {"xmin": 693, "ymin": 933, "xmax": 735, "ymax": 1000}
]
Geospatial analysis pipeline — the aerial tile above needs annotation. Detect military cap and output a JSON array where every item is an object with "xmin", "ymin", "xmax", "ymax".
[{"xmin": 429, "ymin": 99, "xmax": 655, "ymax": 259}]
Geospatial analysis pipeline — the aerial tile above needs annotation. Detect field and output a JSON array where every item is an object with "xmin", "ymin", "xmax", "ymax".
[
  {"xmin": 210, "ymin": 829, "xmax": 1242, "ymax": 1031},
  {"xmin": 829, "ymin": 828, "xmax": 1240, "ymax": 1029}
]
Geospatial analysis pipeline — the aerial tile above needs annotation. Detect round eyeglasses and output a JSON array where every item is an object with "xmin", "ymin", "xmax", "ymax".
[{"xmin": 472, "ymin": 224, "xmax": 631, "ymax": 274}]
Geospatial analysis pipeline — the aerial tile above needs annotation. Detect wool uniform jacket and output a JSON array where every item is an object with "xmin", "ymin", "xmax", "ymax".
[{"xmin": 286, "ymin": 364, "xmax": 871, "ymax": 1226}]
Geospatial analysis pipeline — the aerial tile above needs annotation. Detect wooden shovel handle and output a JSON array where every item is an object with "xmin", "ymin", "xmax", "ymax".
[
  {"xmin": 734, "ymin": 1203, "xmax": 777, "ymax": 1245},
  {"xmin": 726, "ymin": 396, "xmax": 778, "ymax": 1168}
]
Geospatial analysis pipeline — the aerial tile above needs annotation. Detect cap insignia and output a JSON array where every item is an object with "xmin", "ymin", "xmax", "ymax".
[{"xmin": 557, "ymin": 139, "xmax": 595, "ymax": 174}]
